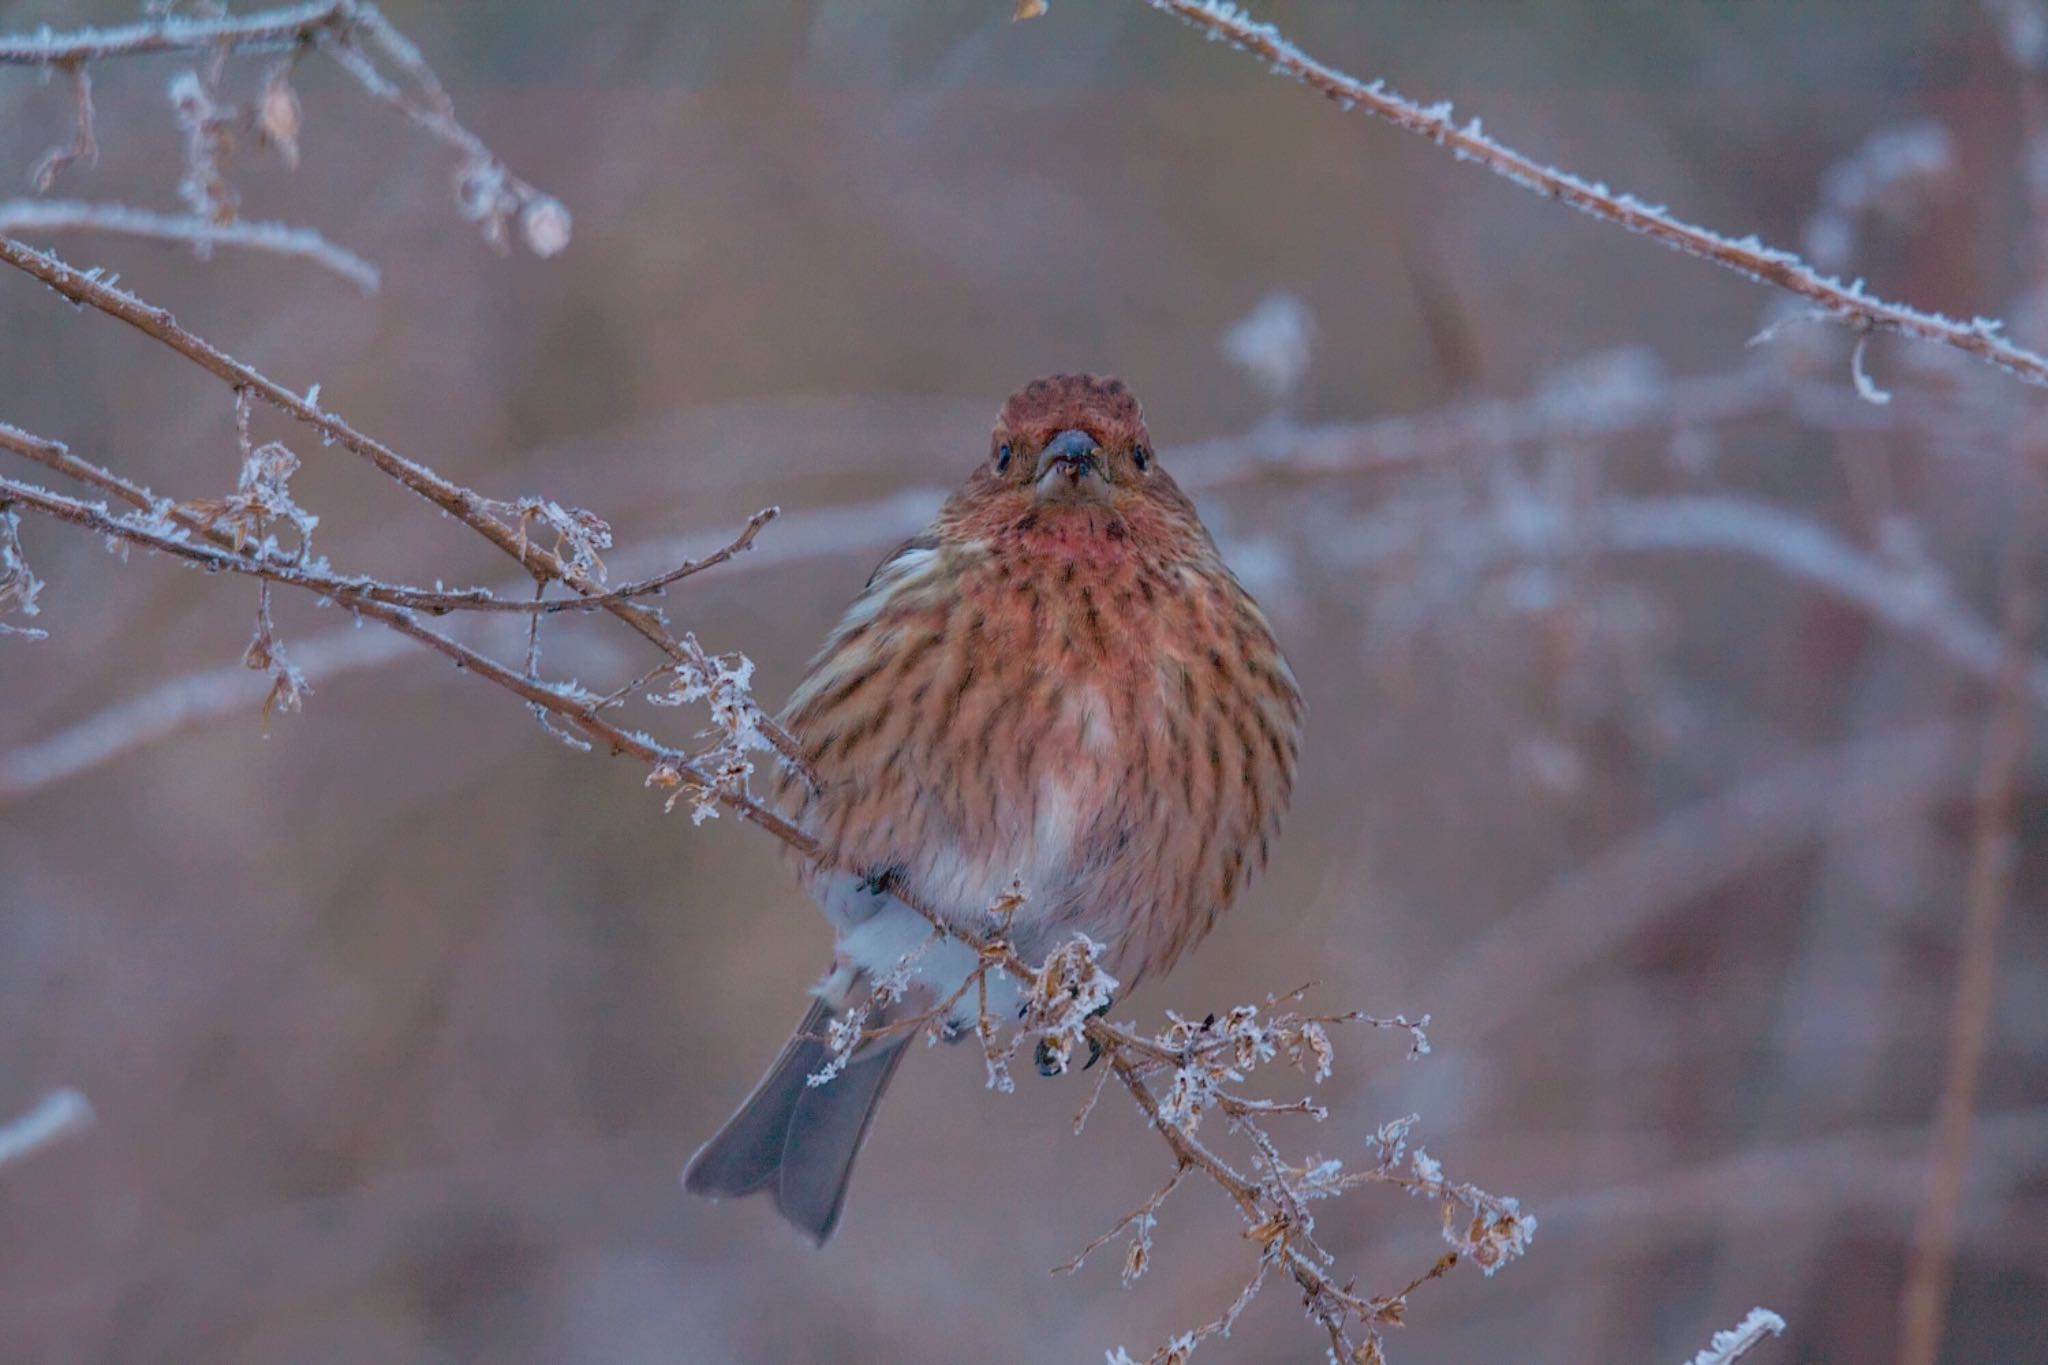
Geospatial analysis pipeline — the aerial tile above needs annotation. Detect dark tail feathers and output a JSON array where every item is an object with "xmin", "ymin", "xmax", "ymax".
[{"xmin": 684, "ymin": 996, "xmax": 909, "ymax": 1244}]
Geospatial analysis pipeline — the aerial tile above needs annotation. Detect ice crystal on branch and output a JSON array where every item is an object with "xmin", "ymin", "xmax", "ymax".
[
  {"xmin": 647, "ymin": 635, "xmax": 773, "ymax": 823},
  {"xmin": 490, "ymin": 496, "xmax": 613, "ymax": 581},
  {"xmin": 183, "ymin": 437, "xmax": 318, "ymax": 559}
]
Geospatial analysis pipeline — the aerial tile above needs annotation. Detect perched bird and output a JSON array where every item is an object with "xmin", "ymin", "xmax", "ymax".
[{"xmin": 684, "ymin": 374, "xmax": 1303, "ymax": 1242}]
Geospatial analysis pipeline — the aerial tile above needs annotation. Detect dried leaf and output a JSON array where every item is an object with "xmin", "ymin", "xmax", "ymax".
[{"xmin": 258, "ymin": 74, "xmax": 303, "ymax": 170}]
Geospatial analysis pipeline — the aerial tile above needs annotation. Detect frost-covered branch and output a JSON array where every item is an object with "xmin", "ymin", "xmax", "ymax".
[
  {"xmin": 1132, "ymin": 0, "xmax": 2048, "ymax": 388},
  {"xmin": 0, "ymin": 2, "xmax": 346, "ymax": 63},
  {"xmin": 0, "ymin": 421, "xmax": 776, "ymax": 620}
]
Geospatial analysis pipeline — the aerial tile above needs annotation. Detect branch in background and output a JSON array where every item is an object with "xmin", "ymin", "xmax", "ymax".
[
  {"xmin": 0, "ymin": 1088, "xmax": 93, "ymax": 1172},
  {"xmin": 1131, "ymin": 0, "xmax": 2048, "ymax": 389},
  {"xmin": 0, "ymin": 200, "xmax": 378, "ymax": 292},
  {"xmin": 1541, "ymin": 1103, "xmax": 2048, "ymax": 1256},
  {"xmin": 1685, "ymin": 1307, "xmax": 1787, "ymax": 1365},
  {"xmin": 0, "ymin": 0, "xmax": 568, "ymax": 261},
  {"xmin": 1430, "ymin": 720, "xmax": 1975, "ymax": 1038},
  {"xmin": 1896, "ymin": 547, "xmax": 2037, "ymax": 1365},
  {"xmin": 0, "ymin": 625, "xmax": 407, "ymax": 803},
  {"xmin": 1319, "ymin": 489, "xmax": 2048, "ymax": 708}
]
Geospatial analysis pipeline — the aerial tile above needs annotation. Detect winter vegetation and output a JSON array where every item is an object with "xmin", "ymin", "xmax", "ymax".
[{"xmin": 3, "ymin": 2, "xmax": 2044, "ymax": 1362}]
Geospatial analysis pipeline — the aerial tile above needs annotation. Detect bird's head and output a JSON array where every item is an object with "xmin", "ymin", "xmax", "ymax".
[{"xmin": 941, "ymin": 374, "xmax": 1206, "ymax": 562}]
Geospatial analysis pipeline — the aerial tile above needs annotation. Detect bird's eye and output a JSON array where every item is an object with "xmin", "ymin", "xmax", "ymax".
[
  {"xmin": 996, "ymin": 443, "xmax": 1012, "ymax": 472},
  {"xmin": 1133, "ymin": 445, "xmax": 1150, "ymax": 472}
]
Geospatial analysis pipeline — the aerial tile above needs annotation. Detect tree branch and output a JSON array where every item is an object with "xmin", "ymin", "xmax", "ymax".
[
  {"xmin": 1136, "ymin": 0, "xmax": 2048, "ymax": 388},
  {"xmin": 0, "ymin": 2, "xmax": 347, "ymax": 63}
]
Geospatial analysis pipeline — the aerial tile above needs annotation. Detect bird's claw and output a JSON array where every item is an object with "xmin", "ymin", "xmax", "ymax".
[{"xmin": 1037, "ymin": 996, "xmax": 1115, "ymax": 1076}]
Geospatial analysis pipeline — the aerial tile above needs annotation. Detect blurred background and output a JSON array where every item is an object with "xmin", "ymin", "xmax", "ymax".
[{"xmin": 2, "ymin": 1, "xmax": 2045, "ymax": 1361}]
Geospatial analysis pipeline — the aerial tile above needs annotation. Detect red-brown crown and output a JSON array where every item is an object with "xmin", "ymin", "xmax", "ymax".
[{"xmin": 994, "ymin": 374, "xmax": 1150, "ymax": 451}]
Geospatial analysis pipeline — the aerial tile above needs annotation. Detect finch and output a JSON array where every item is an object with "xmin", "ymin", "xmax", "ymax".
[{"xmin": 684, "ymin": 374, "xmax": 1303, "ymax": 1241}]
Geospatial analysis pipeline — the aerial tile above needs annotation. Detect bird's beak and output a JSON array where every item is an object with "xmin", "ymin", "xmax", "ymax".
[{"xmin": 1034, "ymin": 429, "xmax": 1109, "ymax": 502}]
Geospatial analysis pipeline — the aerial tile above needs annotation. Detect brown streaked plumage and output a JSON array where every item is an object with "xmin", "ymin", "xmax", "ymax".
[{"xmin": 685, "ymin": 374, "xmax": 1303, "ymax": 1242}]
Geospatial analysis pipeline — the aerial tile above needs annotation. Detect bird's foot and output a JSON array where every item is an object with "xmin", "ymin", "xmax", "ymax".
[{"xmin": 1081, "ymin": 996, "xmax": 1113, "ymax": 1070}]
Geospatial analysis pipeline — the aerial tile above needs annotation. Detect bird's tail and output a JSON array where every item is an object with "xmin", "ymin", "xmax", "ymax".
[{"xmin": 683, "ymin": 995, "xmax": 909, "ymax": 1244}]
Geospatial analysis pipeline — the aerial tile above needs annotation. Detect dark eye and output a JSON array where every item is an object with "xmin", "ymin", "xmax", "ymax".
[
  {"xmin": 1132, "ymin": 445, "xmax": 1150, "ymax": 472},
  {"xmin": 996, "ymin": 443, "xmax": 1012, "ymax": 472}
]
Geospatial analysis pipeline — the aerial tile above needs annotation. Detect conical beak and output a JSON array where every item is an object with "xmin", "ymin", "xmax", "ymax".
[{"xmin": 1033, "ymin": 429, "xmax": 1108, "ymax": 502}]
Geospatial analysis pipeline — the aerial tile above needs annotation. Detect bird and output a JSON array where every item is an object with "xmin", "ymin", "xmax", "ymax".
[{"xmin": 683, "ymin": 373, "xmax": 1303, "ymax": 1242}]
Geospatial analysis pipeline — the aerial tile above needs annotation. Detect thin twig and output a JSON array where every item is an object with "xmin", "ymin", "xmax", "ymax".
[{"xmin": 27, "ymin": 60, "xmax": 95, "ymax": 190}]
